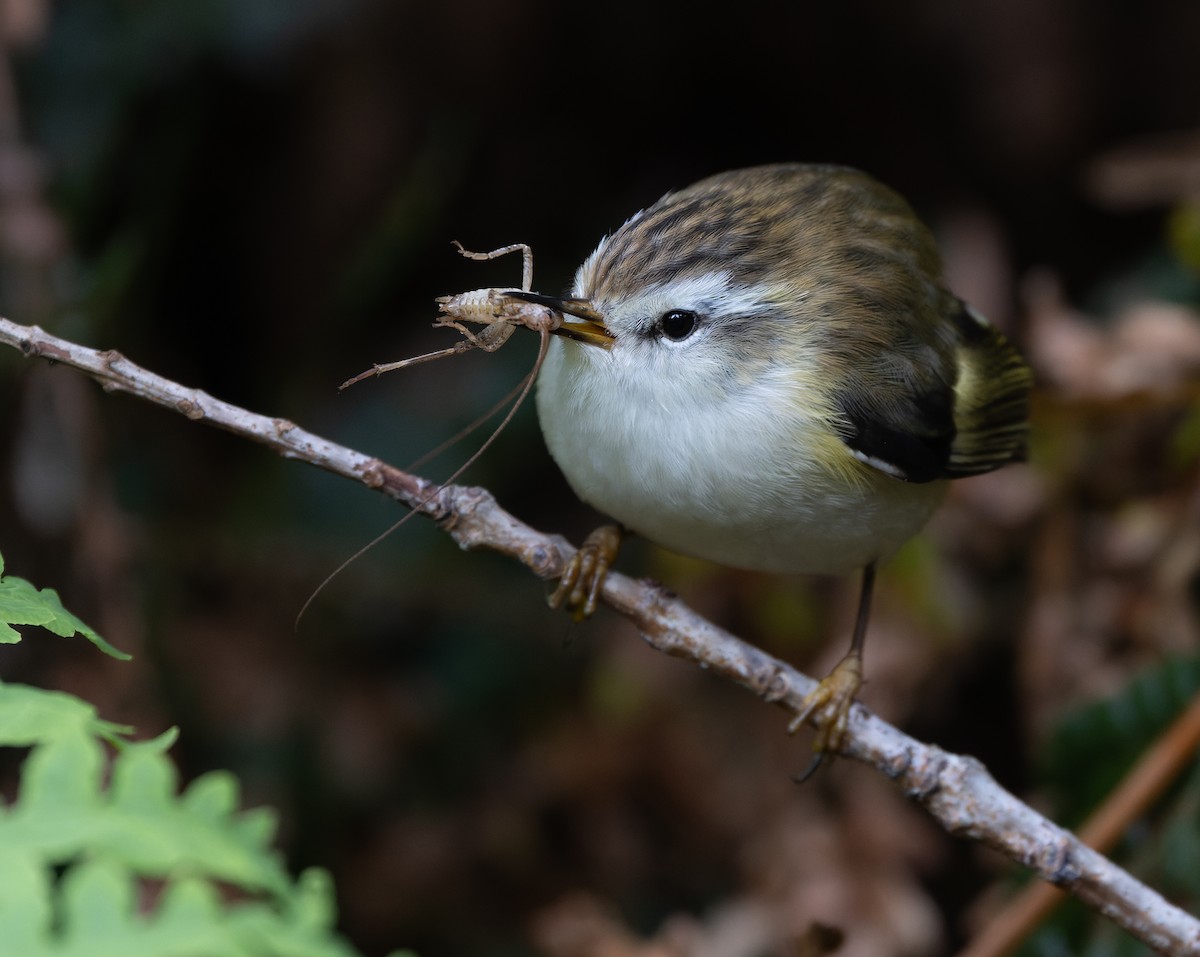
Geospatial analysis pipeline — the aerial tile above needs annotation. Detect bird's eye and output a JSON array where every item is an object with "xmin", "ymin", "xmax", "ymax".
[{"xmin": 659, "ymin": 309, "xmax": 697, "ymax": 341}]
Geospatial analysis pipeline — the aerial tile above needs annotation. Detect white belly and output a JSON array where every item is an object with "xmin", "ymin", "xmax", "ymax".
[{"xmin": 535, "ymin": 338, "xmax": 945, "ymax": 576}]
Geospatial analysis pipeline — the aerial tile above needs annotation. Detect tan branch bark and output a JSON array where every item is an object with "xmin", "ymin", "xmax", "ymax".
[{"xmin": 2, "ymin": 315, "xmax": 1197, "ymax": 956}]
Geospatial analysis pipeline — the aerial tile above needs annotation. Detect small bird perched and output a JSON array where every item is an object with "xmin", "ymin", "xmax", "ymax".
[{"xmin": 515, "ymin": 163, "xmax": 1031, "ymax": 757}]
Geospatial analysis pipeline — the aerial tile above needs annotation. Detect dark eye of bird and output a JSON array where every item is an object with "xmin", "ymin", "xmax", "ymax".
[{"xmin": 659, "ymin": 309, "xmax": 697, "ymax": 341}]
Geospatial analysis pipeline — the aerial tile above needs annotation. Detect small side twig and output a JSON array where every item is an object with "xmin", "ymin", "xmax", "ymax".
[{"xmin": 1, "ymin": 315, "xmax": 1198, "ymax": 956}]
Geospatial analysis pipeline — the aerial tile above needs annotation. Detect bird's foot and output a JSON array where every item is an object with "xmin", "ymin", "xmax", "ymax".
[
  {"xmin": 788, "ymin": 650, "xmax": 864, "ymax": 757},
  {"xmin": 549, "ymin": 524, "xmax": 622, "ymax": 620}
]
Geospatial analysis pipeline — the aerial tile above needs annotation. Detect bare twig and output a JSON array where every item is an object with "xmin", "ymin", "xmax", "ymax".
[{"xmin": 2, "ymin": 315, "xmax": 1198, "ymax": 956}]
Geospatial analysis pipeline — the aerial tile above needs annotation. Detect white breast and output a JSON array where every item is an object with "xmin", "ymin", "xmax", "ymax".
[{"xmin": 535, "ymin": 337, "xmax": 945, "ymax": 576}]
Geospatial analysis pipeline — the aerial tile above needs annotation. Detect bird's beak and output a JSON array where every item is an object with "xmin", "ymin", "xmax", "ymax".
[{"xmin": 506, "ymin": 291, "xmax": 614, "ymax": 349}]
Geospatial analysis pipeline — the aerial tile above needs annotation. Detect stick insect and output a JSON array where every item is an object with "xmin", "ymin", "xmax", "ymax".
[{"xmin": 298, "ymin": 243, "xmax": 572, "ymax": 623}]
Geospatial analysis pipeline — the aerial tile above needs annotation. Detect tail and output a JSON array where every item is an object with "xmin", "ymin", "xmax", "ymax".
[{"xmin": 945, "ymin": 303, "xmax": 1033, "ymax": 478}]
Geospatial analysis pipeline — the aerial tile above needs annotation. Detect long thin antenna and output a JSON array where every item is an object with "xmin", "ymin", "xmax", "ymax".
[
  {"xmin": 294, "ymin": 327, "xmax": 553, "ymax": 629},
  {"xmin": 404, "ymin": 372, "xmax": 532, "ymax": 474}
]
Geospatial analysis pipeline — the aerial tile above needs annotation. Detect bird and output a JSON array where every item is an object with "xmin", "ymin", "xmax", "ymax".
[{"xmin": 512, "ymin": 163, "xmax": 1032, "ymax": 759}]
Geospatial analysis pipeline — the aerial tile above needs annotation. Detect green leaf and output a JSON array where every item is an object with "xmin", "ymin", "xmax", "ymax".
[
  {"xmin": 61, "ymin": 858, "xmax": 137, "ymax": 943},
  {"xmin": 0, "ymin": 552, "xmax": 130, "ymax": 659},
  {"xmin": 181, "ymin": 770, "xmax": 240, "ymax": 823},
  {"xmin": 6, "ymin": 726, "xmax": 107, "ymax": 856},
  {"xmin": 0, "ymin": 681, "xmax": 134, "ymax": 748},
  {"xmin": 0, "ymin": 847, "xmax": 52, "ymax": 951}
]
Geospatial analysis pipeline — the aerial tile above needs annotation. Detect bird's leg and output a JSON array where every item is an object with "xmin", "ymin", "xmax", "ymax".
[
  {"xmin": 549, "ymin": 524, "xmax": 623, "ymax": 620},
  {"xmin": 789, "ymin": 562, "xmax": 876, "ymax": 762}
]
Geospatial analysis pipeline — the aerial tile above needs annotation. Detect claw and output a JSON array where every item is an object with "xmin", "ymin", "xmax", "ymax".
[
  {"xmin": 549, "ymin": 525, "xmax": 622, "ymax": 620},
  {"xmin": 788, "ymin": 651, "xmax": 864, "ymax": 756}
]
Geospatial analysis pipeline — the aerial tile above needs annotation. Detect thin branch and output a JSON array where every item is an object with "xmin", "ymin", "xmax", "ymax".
[{"xmin": 1, "ymin": 315, "xmax": 1198, "ymax": 956}]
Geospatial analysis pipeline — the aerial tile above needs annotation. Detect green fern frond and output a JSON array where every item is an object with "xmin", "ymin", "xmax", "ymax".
[{"xmin": 0, "ymin": 549, "xmax": 412, "ymax": 957}]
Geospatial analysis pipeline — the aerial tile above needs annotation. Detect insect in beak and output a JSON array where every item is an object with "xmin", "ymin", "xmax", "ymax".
[{"xmin": 506, "ymin": 291, "xmax": 614, "ymax": 349}]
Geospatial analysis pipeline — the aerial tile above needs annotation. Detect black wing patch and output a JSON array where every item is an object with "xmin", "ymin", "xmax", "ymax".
[
  {"xmin": 835, "ymin": 386, "xmax": 956, "ymax": 484},
  {"xmin": 834, "ymin": 302, "xmax": 1031, "ymax": 483}
]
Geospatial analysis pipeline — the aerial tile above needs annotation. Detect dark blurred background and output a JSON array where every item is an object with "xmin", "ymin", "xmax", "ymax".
[{"xmin": 2, "ymin": 2, "xmax": 1199, "ymax": 956}]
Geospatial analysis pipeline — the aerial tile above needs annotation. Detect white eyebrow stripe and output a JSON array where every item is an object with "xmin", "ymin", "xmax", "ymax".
[
  {"xmin": 627, "ymin": 272, "xmax": 777, "ymax": 320},
  {"xmin": 643, "ymin": 271, "xmax": 734, "ymax": 304}
]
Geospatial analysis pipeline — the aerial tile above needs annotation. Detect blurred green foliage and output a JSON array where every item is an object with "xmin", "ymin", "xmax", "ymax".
[
  {"xmin": 1169, "ymin": 203, "xmax": 1200, "ymax": 275},
  {"xmin": 1040, "ymin": 656, "xmax": 1200, "ymax": 827},
  {"xmin": 0, "ymin": 549, "xmax": 404, "ymax": 957}
]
